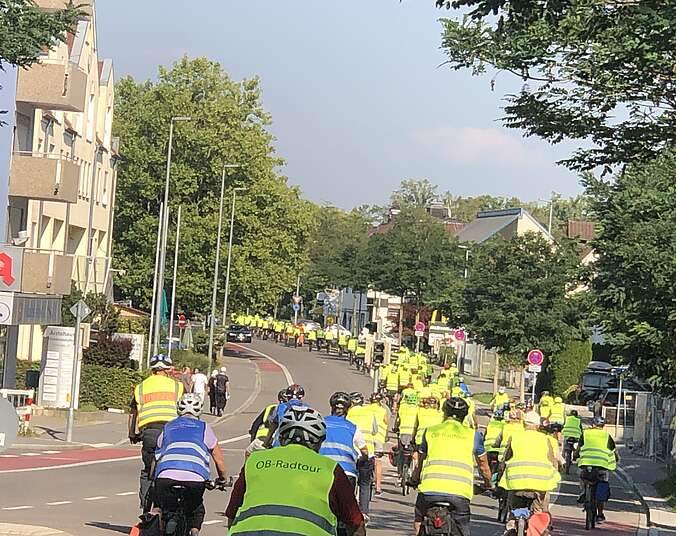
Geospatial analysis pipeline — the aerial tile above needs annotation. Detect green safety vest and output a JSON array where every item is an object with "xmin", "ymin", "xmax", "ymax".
[
  {"xmin": 483, "ymin": 419, "xmax": 505, "ymax": 453},
  {"xmin": 255, "ymin": 404, "xmax": 277, "ymax": 439},
  {"xmin": 499, "ymin": 429, "xmax": 560, "ymax": 492},
  {"xmin": 347, "ymin": 338, "xmax": 357, "ymax": 352},
  {"xmin": 324, "ymin": 331, "xmax": 334, "ymax": 341},
  {"xmin": 498, "ymin": 422, "xmax": 525, "ymax": 461},
  {"xmin": 307, "ymin": 330, "xmax": 317, "ymax": 341},
  {"xmin": 549, "ymin": 403, "xmax": 565, "ymax": 424},
  {"xmin": 338, "ymin": 335, "xmax": 348, "ymax": 346},
  {"xmin": 562, "ymin": 416, "xmax": 582, "ymax": 439},
  {"xmin": 397, "ymin": 404, "xmax": 418, "ymax": 436},
  {"xmin": 347, "ymin": 405, "xmax": 377, "ymax": 454},
  {"xmin": 419, "ymin": 419, "xmax": 476, "ymax": 500},
  {"xmin": 415, "ymin": 407, "xmax": 444, "ymax": 444},
  {"xmin": 368, "ymin": 403, "xmax": 388, "ymax": 445},
  {"xmin": 386, "ymin": 369, "xmax": 400, "ymax": 391},
  {"xmin": 229, "ymin": 444, "xmax": 337, "ymax": 536},
  {"xmin": 579, "ymin": 428, "xmax": 616, "ymax": 470}
]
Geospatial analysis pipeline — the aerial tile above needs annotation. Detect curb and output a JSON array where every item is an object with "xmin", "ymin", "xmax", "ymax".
[
  {"xmin": 616, "ymin": 464, "xmax": 676, "ymax": 532},
  {"xmin": 0, "ymin": 524, "xmax": 74, "ymax": 536}
]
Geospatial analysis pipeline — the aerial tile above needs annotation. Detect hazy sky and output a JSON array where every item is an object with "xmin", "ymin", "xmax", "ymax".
[{"xmin": 96, "ymin": 0, "xmax": 584, "ymax": 209}]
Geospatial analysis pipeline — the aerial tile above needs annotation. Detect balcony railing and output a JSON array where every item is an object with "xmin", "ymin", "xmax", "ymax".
[
  {"xmin": 20, "ymin": 248, "xmax": 73, "ymax": 296},
  {"xmin": 10, "ymin": 151, "xmax": 79, "ymax": 203},
  {"xmin": 16, "ymin": 61, "xmax": 87, "ymax": 113}
]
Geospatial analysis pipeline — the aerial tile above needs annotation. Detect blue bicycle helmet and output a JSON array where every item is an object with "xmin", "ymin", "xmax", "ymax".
[{"xmin": 150, "ymin": 353, "xmax": 173, "ymax": 370}]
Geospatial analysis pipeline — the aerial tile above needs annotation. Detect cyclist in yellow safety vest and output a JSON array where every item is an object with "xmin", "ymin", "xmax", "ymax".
[
  {"xmin": 396, "ymin": 391, "xmax": 419, "ymax": 446},
  {"xmin": 324, "ymin": 328, "xmax": 335, "ymax": 352},
  {"xmin": 226, "ymin": 405, "xmax": 366, "ymax": 536},
  {"xmin": 410, "ymin": 369, "xmax": 425, "ymax": 392},
  {"xmin": 347, "ymin": 392, "xmax": 379, "ymax": 516},
  {"xmin": 577, "ymin": 416, "xmax": 618, "ymax": 524},
  {"xmin": 367, "ymin": 392, "xmax": 389, "ymax": 496},
  {"xmin": 483, "ymin": 409, "xmax": 506, "ymax": 470},
  {"xmin": 410, "ymin": 397, "xmax": 493, "ymax": 536},
  {"xmin": 499, "ymin": 411, "xmax": 560, "ymax": 528},
  {"xmin": 549, "ymin": 396, "xmax": 566, "ymax": 424},
  {"xmin": 307, "ymin": 329, "xmax": 317, "ymax": 351},
  {"xmin": 492, "ymin": 410, "xmax": 525, "ymax": 460},
  {"xmin": 538, "ymin": 390, "xmax": 554, "ymax": 419},
  {"xmin": 128, "ymin": 354, "xmax": 183, "ymax": 510},
  {"xmin": 398, "ymin": 366, "xmax": 412, "ymax": 391},
  {"xmin": 413, "ymin": 396, "xmax": 444, "ymax": 464},
  {"xmin": 245, "ymin": 389, "xmax": 289, "ymax": 456},
  {"xmin": 562, "ymin": 410, "xmax": 583, "ymax": 441},
  {"xmin": 490, "ymin": 387, "xmax": 510, "ymax": 412}
]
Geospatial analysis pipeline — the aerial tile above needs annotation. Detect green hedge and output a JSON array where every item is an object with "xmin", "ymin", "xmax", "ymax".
[
  {"xmin": 15, "ymin": 361, "xmax": 40, "ymax": 389},
  {"xmin": 171, "ymin": 350, "xmax": 211, "ymax": 373},
  {"xmin": 550, "ymin": 339, "xmax": 592, "ymax": 396},
  {"xmin": 79, "ymin": 364, "xmax": 144, "ymax": 410}
]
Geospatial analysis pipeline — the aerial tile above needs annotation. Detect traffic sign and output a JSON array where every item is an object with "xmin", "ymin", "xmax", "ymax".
[
  {"xmin": 178, "ymin": 314, "xmax": 186, "ymax": 329},
  {"xmin": 415, "ymin": 330, "xmax": 424, "ymax": 338},
  {"xmin": 454, "ymin": 329, "xmax": 466, "ymax": 341},
  {"xmin": 70, "ymin": 300, "xmax": 91, "ymax": 321},
  {"xmin": 292, "ymin": 295, "xmax": 302, "ymax": 304},
  {"xmin": 528, "ymin": 364, "xmax": 542, "ymax": 373},
  {"xmin": 415, "ymin": 321, "xmax": 426, "ymax": 333},
  {"xmin": 527, "ymin": 348, "xmax": 544, "ymax": 366},
  {"xmin": 292, "ymin": 303, "xmax": 301, "ymax": 313}
]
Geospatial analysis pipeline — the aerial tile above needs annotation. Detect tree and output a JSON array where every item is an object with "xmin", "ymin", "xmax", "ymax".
[
  {"xmin": 390, "ymin": 179, "xmax": 439, "ymax": 209},
  {"xmin": 434, "ymin": 1, "xmax": 676, "ymax": 172},
  {"xmin": 0, "ymin": 0, "xmax": 80, "ymax": 68},
  {"xmin": 462, "ymin": 232, "xmax": 584, "ymax": 365},
  {"xmin": 113, "ymin": 57, "xmax": 313, "ymax": 314},
  {"xmin": 586, "ymin": 149, "xmax": 676, "ymax": 394}
]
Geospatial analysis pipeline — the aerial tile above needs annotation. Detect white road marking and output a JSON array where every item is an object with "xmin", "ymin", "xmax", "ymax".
[
  {"xmin": 218, "ymin": 433, "xmax": 249, "ymax": 446},
  {"xmin": 83, "ymin": 496, "xmax": 107, "ymax": 501},
  {"xmin": 202, "ymin": 520, "xmax": 221, "ymax": 526},
  {"xmin": 46, "ymin": 501, "xmax": 72, "ymax": 506},
  {"xmin": 229, "ymin": 343, "xmax": 295, "ymax": 385},
  {"xmin": 42, "ymin": 450, "xmax": 61, "ymax": 454},
  {"xmin": 115, "ymin": 491, "xmax": 136, "ymax": 496},
  {"xmin": 88, "ymin": 443, "xmax": 113, "ymax": 448},
  {"xmin": 0, "ymin": 454, "xmax": 19, "ymax": 458},
  {"xmin": 20, "ymin": 452, "xmax": 40, "ymax": 456},
  {"xmin": 3, "ymin": 505, "xmax": 33, "ymax": 510},
  {"xmin": 0, "ymin": 454, "xmax": 140, "ymax": 474}
]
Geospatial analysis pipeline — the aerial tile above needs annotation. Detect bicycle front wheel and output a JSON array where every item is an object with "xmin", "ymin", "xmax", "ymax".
[{"xmin": 516, "ymin": 517, "xmax": 526, "ymax": 536}]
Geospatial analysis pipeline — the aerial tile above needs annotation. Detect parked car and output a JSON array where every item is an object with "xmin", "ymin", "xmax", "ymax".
[
  {"xmin": 226, "ymin": 324, "xmax": 252, "ymax": 343},
  {"xmin": 324, "ymin": 324, "xmax": 351, "ymax": 338},
  {"xmin": 298, "ymin": 319, "xmax": 321, "ymax": 332},
  {"xmin": 578, "ymin": 361, "xmax": 651, "ymax": 404}
]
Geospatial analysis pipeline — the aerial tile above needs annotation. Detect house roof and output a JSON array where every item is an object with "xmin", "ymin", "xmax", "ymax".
[
  {"xmin": 457, "ymin": 208, "xmax": 553, "ymax": 243},
  {"xmin": 567, "ymin": 220, "xmax": 596, "ymax": 241},
  {"xmin": 113, "ymin": 303, "xmax": 149, "ymax": 318}
]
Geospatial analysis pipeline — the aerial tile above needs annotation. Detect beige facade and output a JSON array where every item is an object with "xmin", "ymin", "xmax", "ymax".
[{"xmin": 9, "ymin": 2, "xmax": 117, "ymax": 361}]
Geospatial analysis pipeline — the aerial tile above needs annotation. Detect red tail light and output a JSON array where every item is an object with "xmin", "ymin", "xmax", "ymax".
[{"xmin": 433, "ymin": 516, "xmax": 444, "ymax": 529}]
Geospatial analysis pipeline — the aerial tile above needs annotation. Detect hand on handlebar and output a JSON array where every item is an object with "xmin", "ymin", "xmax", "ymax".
[
  {"xmin": 406, "ymin": 477, "xmax": 420, "ymax": 489},
  {"xmin": 129, "ymin": 433, "xmax": 142, "ymax": 444}
]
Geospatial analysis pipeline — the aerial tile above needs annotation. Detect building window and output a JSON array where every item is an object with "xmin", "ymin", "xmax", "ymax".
[
  {"xmin": 86, "ymin": 93, "xmax": 95, "ymax": 142},
  {"xmin": 102, "ymin": 170, "xmax": 109, "ymax": 206},
  {"xmin": 95, "ymin": 168, "xmax": 101, "ymax": 203}
]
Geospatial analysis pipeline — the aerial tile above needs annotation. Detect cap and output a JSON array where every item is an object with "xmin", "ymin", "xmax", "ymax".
[{"xmin": 524, "ymin": 411, "xmax": 541, "ymax": 426}]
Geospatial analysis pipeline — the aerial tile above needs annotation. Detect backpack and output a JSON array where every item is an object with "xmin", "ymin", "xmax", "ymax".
[{"xmin": 216, "ymin": 374, "xmax": 228, "ymax": 392}]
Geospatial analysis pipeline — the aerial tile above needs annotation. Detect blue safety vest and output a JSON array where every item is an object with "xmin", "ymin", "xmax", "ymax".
[
  {"xmin": 319, "ymin": 415, "xmax": 358, "ymax": 477},
  {"xmin": 272, "ymin": 399, "xmax": 303, "ymax": 447},
  {"xmin": 155, "ymin": 416, "xmax": 210, "ymax": 480}
]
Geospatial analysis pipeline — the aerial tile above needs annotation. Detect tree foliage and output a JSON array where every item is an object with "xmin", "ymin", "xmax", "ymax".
[
  {"xmin": 548, "ymin": 339, "xmax": 592, "ymax": 397},
  {"xmin": 462, "ymin": 232, "xmax": 585, "ymax": 364},
  {"xmin": 586, "ymin": 149, "xmax": 676, "ymax": 394},
  {"xmin": 390, "ymin": 179, "xmax": 440, "ymax": 209},
  {"xmin": 434, "ymin": 1, "xmax": 676, "ymax": 172},
  {"xmin": 0, "ymin": 0, "xmax": 80, "ymax": 68},
  {"xmin": 113, "ymin": 57, "xmax": 313, "ymax": 315}
]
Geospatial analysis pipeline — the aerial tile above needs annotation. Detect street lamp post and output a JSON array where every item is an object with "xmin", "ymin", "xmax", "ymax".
[
  {"xmin": 457, "ymin": 244, "xmax": 470, "ymax": 372},
  {"xmin": 222, "ymin": 187, "xmax": 247, "ymax": 326},
  {"xmin": 153, "ymin": 116, "xmax": 191, "ymax": 356},
  {"xmin": 207, "ymin": 165, "xmax": 244, "ymax": 363}
]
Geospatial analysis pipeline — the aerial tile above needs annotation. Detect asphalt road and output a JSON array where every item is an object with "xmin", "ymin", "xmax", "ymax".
[{"xmin": 0, "ymin": 338, "xmax": 648, "ymax": 535}]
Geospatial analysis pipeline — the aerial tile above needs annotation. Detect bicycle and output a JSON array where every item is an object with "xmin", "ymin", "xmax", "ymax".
[
  {"xmin": 419, "ymin": 500, "xmax": 461, "ymax": 536},
  {"xmin": 396, "ymin": 442, "xmax": 414, "ymax": 496},
  {"xmin": 563, "ymin": 437, "xmax": 577, "ymax": 475},
  {"xmin": 486, "ymin": 452, "xmax": 508, "ymax": 523},
  {"xmin": 581, "ymin": 466, "xmax": 600, "ymax": 530}
]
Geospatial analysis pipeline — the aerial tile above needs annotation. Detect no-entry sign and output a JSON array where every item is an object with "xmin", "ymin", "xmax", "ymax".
[
  {"xmin": 454, "ymin": 329, "xmax": 466, "ymax": 341},
  {"xmin": 527, "ymin": 348, "xmax": 544, "ymax": 366},
  {"xmin": 178, "ymin": 314, "xmax": 186, "ymax": 329}
]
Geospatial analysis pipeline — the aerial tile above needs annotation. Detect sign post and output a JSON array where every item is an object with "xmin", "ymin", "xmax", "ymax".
[
  {"xmin": 527, "ymin": 348, "xmax": 544, "ymax": 403},
  {"xmin": 454, "ymin": 329, "xmax": 466, "ymax": 371},
  {"xmin": 414, "ymin": 321, "xmax": 426, "ymax": 351},
  {"xmin": 66, "ymin": 300, "xmax": 91, "ymax": 443}
]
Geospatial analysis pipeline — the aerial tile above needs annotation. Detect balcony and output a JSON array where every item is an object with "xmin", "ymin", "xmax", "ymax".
[
  {"xmin": 21, "ymin": 250, "xmax": 74, "ymax": 296},
  {"xmin": 33, "ymin": 0, "xmax": 93, "ymax": 16},
  {"xmin": 10, "ymin": 152, "xmax": 79, "ymax": 204},
  {"xmin": 16, "ymin": 61, "xmax": 87, "ymax": 112}
]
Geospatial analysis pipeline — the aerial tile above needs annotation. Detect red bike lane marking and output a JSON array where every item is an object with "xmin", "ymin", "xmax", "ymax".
[
  {"xmin": 0, "ymin": 447, "xmax": 139, "ymax": 472},
  {"xmin": 552, "ymin": 515, "xmax": 636, "ymax": 534}
]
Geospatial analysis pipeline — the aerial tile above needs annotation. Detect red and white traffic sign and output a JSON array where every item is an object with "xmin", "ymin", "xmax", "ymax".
[
  {"xmin": 178, "ymin": 314, "xmax": 186, "ymax": 329},
  {"xmin": 415, "ymin": 321, "xmax": 426, "ymax": 333},
  {"xmin": 527, "ymin": 348, "xmax": 544, "ymax": 366},
  {"xmin": 453, "ymin": 329, "xmax": 466, "ymax": 341}
]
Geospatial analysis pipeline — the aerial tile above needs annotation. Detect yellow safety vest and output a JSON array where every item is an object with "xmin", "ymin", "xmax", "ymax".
[
  {"xmin": 499, "ymin": 429, "xmax": 560, "ymax": 492},
  {"xmin": 419, "ymin": 419, "xmax": 476, "ymax": 500},
  {"xmin": 255, "ymin": 404, "xmax": 278, "ymax": 439},
  {"xmin": 368, "ymin": 402, "xmax": 388, "ymax": 445},
  {"xmin": 347, "ymin": 338, "xmax": 358, "ymax": 352},
  {"xmin": 549, "ymin": 403, "xmax": 565, "ymax": 424},
  {"xmin": 308, "ymin": 330, "xmax": 317, "ymax": 341},
  {"xmin": 134, "ymin": 375, "xmax": 183, "ymax": 429},
  {"xmin": 491, "ymin": 393, "xmax": 510, "ymax": 409},
  {"xmin": 411, "ymin": 376, "xmax": 424, "ymax": 392},
  {"xmin": 397, "ymin": 403, "xmax": 418, "ymax": 436},
  {"xmin": 386, "ymin": 370, "xmax": 400, "ymax": 391},
  {"xmin": 499, "ymin": 421, "xmax": 525, "ymax": 460},
  {"xmin": 229, "ymin": 444, "xmax": 337, "ymax": 536},
  {"xmin": 415, "ymin": 407, "xmax": 444, "ymax": 444},
  {"xmin": 324, "ymin": 331, "xmax": 334, "ymax": 342},
  {"xmin": 347, "ymin": 406, "xmax": 377, "ymax": 455},
  {"xmin": 562, "ymin": 416, "xmax": 582, "ymax": 439},
  {"xmin": 483, "ymin": 419, "xmax": 505, "ymax": 453},
  {"xmin": 539, "ymin": 396, "xmax": 554, "ymax": 418},
  {"xmin": 579, "ymin": 428, "xmax": 616, "ymax": 470}
]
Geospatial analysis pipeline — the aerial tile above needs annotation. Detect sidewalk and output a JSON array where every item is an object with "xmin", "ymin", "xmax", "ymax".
[
  {"xmin": 617, "ymin": 447, "xmax": 676, "ymax": 531},
  {"xmin": 0, "ymin": 525, "xmax": 73, "ymax": 536}
]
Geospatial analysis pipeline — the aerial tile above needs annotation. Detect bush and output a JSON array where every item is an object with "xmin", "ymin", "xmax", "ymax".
[
  {"xmin": 117, "ymin": 317, "xmax": 149, "ymax": 335},
  {"xmin": 79, "ymin": 363, "xmax": 144, "ymax": 410},
  {"xmin": 549, "ymin": 339, "xmax": 592, "ymax": 396},
  {"xmin": 83, "ymin": 335, "xmax": 134, "ymax": 368},
  {"xmin": 171, "ymin": 350, "xmax": 211, "ymax": 373},
  {"xmin": 15, "ymin": 361, "xmax": 40, "ymax": 390},
  {"xmin": 192, "ymin": 329, "xmax": 209, "ymax": 356}
]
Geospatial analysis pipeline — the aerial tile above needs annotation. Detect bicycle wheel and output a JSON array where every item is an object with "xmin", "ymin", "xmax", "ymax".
[
  {"xmin": 585, "ymin": 484, "xmax": 596, "ymax": 530},
  {"xmin": 401, "ymin": 460, "xmax": 410, "ymax": 496},
  {"xmin": 516, "ymin": 517, "xmax": 526, "ymax": 536},
  {"xmin": 497, "ymin": 495, "xmax": 508, "ymax": 523},
  {"xmin": 565, "ymin": 449, "xmax": 572, "ymax": 475}
]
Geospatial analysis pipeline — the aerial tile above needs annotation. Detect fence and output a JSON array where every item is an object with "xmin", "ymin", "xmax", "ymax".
[{"xmin": 0, "ymin": 388, "xmax": 34, "ymax": 432}]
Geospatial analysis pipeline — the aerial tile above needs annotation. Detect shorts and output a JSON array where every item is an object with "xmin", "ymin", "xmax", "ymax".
[
  {"xmin": 507, "ymin": 490, "xmax": 549, "ymax": 513},
  {"xmin": 414, "ymin": 493, "xmax": 470, "ymax": 536},
  {"xmin": 579, "ymin": 466, "xmax": 609, "ymax": 482}
]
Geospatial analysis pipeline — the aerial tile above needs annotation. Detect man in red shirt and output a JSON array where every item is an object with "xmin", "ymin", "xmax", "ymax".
[{"xmin": 226, "ymin": 405, "xmax": 366, "ymax": 536}]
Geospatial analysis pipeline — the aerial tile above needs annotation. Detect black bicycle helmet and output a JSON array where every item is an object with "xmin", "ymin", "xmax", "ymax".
[
  {"xmin": 369, "ymin": 392, "xmax": 383, "ymax": 403},
  {"xmin": 329, "ymin": 391, "xmax": 352, "ymax": 411},
  {"xmin": 570, "ymin": 409, "xmax": 578, "ymax": 417},
  {"xmin": 443, "ymin": 397, "xmax": 469, "ymax": 421},
  {"xmin": 285, "ymin": 383, "xmax": 305, "ymax": 400},
  {"xmin": 278, "ymin": 389, "xmax": 290, "ymax": 403},
  {"xmin": 350, "ymin": 391, "xmax": 364, "ymax": 406}
]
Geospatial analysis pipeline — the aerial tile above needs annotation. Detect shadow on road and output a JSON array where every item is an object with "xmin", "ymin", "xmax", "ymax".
[{"xmin": 85, "ymin": 522, "xmax": 132, "ymax": 534}]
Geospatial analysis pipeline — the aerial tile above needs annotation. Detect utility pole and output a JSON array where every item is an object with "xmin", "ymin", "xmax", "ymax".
[
  {"xmin": 66, "ymin": 300, "xmax": 90, "ymax": 442},
  {"xmin": 167, "ymin": 206, "xmax": 182, "ymax": 359},
  {"xmin": 154, "ymin": 116, "xmax": 190, "ymax": 357},
  {"xmin": 222, "ymin": 187, "xmax": 246, "ymax": 326},
  {"xmin": 147, "ymin": 203, "xmax": 164, "ymax": 365},
  {"xmin": 294, "ymin": 274, "xmax": 301, "ymax": 324}
]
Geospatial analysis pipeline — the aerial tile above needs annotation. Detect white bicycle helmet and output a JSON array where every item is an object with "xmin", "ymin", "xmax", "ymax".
[
  {"xmin": 177, "ymin": 393, "xmax": 203, "ymax": 417},
  {"xmin": 278, "ymin": 405, "xmax": 326, "ymax": 449}
]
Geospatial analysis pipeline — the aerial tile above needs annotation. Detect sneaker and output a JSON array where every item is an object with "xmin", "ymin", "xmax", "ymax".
[
  {"xmin": 577, "ymin": 493, "xmax": 585, "ymax": 504},
  {"xmin": 596, "ymin": 513, "xmax": 606, "ymax": 523},
  {"xmin": 375, "ymin": 489, "xmax": 382, "ymax": 496}
]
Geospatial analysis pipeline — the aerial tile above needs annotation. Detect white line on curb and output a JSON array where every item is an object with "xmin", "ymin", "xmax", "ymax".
[
  {"xmin": 46, "ymin": 501, "xmax": 72, "ymax": 506},
  {"xmin": 2, "ymin": 505, "xmax": 33, "ymax": 510},
  {"xmin": 230, "ymin": 343, "xmax": 295, "ymax": 385},
  {"xmin": 202, "ymin": 520, "xmax": 221, "ymax": 526},
  {"xmin": 83, "ymin": 496, "xmax": 106, "ymax": 501},
  {"xmin": 218, "ymin": 433, "xmax": 249, "ymax": 446},
  {"xmin": 115, "ymin": 491, "xmax": 136, "ymax": 496}
]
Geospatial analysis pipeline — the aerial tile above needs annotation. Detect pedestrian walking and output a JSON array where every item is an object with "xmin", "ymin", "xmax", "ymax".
[
  {"xmin": 180, "ymin": 366, "xmax": 192, "ymax": 393},
  {"xmin": 191, "ymin": 368, "xmax": 208, "ymax": 403},
  {"xmin": 208, "ymin": 369, "xmax": 218, "ymax": 415},
  {"xmin": 215, "ymin": 366, "xmax": 229, "ymax": 417}
]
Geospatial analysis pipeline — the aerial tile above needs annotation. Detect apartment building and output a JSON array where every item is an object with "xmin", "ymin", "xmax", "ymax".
[{"xmin": 0, "ymin": 0, "xmax": 117, "ymax": 383}]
